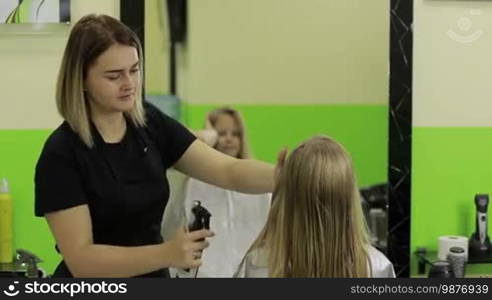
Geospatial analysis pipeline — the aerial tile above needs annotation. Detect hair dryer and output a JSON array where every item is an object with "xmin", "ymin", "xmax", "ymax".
[
  {"xmin": 184, "ymin": 201, "xmax": 211, "ymax": 274},
  {"xmin": 189, "ymin": 201, "xmax": 211, "ymax": 232}
]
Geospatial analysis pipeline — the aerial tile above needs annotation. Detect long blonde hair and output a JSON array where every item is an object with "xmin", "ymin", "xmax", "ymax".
[
  {"xmin": 247, "ymin": 135, "xmax": 370, "ymax": 277},
  {"xmin": 207, "ymin": 107, "xmax": 251, "ymax": 159},
  {"xmin": 56, "ymin": 14, "xmax": 146, "ymax": 148}
]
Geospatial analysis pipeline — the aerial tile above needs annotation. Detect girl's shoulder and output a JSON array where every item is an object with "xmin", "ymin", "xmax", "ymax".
[
  {"xmin": 368, "ymin": 246, "xmax": 396, "ymax": 278},
  {"xmin": 234, "ymin": 247, "xmax": 269, "ymax": 278}
]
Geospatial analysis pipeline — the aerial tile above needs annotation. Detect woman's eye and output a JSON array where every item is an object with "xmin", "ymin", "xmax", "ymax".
[
  {"xmin": 107, "ymin": 75, "xmax": 120, "ymax": 80},
  {"xmin": 131, "ymin": 68, "xmax": 140, "ymax": 74}
]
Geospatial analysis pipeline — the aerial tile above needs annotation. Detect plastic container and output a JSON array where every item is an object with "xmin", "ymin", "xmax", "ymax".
[
  {"xmin": 428, "ymin": 260, "xmax": 455, "ymax": 278},
  {"xmin": 0, "ymin": 178, "xmax": 13, "ymax": 263},
  {"xmin": 447, "ymin": 246, "xmax": 467, "ymax": 278}
]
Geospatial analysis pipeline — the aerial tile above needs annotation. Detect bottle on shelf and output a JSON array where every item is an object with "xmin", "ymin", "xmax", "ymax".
[{"xmin": 0, "ymin": 178, "xmax": 13, "ymax": 263}]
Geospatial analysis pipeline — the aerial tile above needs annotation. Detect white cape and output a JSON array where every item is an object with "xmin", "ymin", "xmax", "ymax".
[
  {"xmin": 162, "ymin": 170, "xmax": 271, "ymax": 277},
  {"xmin": 234, "ymin": 246, "xmax": 396, "ymax": 278}
]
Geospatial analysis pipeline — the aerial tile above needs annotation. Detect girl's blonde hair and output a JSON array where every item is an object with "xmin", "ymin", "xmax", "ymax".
[
  {"xmin": 56, "ymin": 14, "xmax": 146, "ymax": 147},
  {"xmin": 207, "ymin": 107, "xmax": 251, "ymax": 159},
  {"xmin": 248, "ymin": 135, "xmax": 370, "ymax": 277}
]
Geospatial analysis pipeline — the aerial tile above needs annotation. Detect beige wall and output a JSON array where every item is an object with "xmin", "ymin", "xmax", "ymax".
[
  {"xmin": 413, "ymin": 0, "xmax": 492, "ymax": 127},
  {"xmin": 180, "ymin": 0, "xmax": 389, "ymax": 104},
  {"xmin": 0, "ymin": 0, "xmax": 391, "ymax": 130},
  {"xmin": 71, "ymin": 0, "xmax": 119, "ymax": 23},
  {"xmin": 0, "ymin": 0, "xmax": 120, "ymax": 129}
]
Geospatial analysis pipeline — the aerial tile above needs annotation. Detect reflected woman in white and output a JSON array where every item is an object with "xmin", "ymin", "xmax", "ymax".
[
  {"xmin": 235, "ymin": 136, "xmax": 395, "ymax": 278},
  {"xmin": 164, "ymin": 107, "xmax": 271, "ymax": 277}
]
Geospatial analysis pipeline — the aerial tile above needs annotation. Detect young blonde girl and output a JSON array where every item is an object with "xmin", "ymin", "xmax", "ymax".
[{"xmin": 235, "ymin": 135, "xmax": 395, "ymax": 277}]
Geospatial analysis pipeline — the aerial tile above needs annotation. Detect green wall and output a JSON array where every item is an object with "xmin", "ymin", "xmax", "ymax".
[
  {"xmin": 0, "ymin": 130, "xmax": 58, "ymax": 275},
  {"xmin": 183, "ymin": 103, "xmax": 388, "ymax": 187},
  {"xmin": 412, "ymin": 127, "xmax": 492, "ymax": 274}
]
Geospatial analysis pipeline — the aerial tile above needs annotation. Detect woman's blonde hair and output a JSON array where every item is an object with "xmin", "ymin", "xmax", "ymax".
[
  {"xmin": 56, "ymin": 14, "xmax": 145, "ymax": 148},
  {"xmin": 247, "ymin": 135, "xmax": 371, "ymax": 277},
  {"xmin": 206, "ymin": 107, "xmax": 251, "ymax": 159}
]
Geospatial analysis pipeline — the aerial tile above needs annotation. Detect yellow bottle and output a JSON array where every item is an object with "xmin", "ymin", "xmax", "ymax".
[{"xmin": 0, "ymin": 178, "xmax": 13, "ymax": 263}]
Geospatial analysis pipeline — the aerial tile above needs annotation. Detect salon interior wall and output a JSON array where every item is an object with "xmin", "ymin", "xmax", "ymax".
[
  {"xmin": 146, "ymin": 0, "xmax": 389, "ymax": 187},
  {"xmin": 0, "ymin": 0, "xmax": 120, "ymax": 275},
  {"xmin": 412, "ymin": 0, "xmax": 492, "ymax": 275}
]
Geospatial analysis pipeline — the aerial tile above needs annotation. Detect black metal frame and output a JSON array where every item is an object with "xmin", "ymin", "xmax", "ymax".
[
  {"xmin": 388, "ymin": 0, "xmax": 413, "ymax": 277},
  {"xmin": 59, "ymin": 0, "xmax": 70, "ymax": 23},
  {"xmin": 120, "ymin": 0, "xmax": 145, "ymax": 95},
  {"xmin": 120, "ymin": 0, "xmax": 145, "ymax": 54}
]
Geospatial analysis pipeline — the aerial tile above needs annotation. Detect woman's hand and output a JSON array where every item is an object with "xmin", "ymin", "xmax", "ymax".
[
  {"xmin": 204, "ymin": 115, "xmax": 214, "ymax": 130},
  {"xmin": 165, "ymin": 226, "xmax": 214, "ymax": 269},
  {"xmin": 196, "ymin": 129, "xmax": 218, "ymax": 147},
  {"xmin": 199, "ymin": 116, "xmax": 218, "ymax": 146},
  {"xmin": 275, "ymin": 148, "xmax": 288, "ymax": 184}
]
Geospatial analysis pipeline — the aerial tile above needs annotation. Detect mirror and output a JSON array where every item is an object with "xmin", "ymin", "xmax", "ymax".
[{"xmin": 146, "ymin": 0, "xmax": 390, "ymax": 253}]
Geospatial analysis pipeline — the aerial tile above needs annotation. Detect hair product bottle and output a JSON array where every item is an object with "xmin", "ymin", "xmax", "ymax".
[{"xmin": 0, "ymin": 178, "xmax": 13, "ymax": 263}]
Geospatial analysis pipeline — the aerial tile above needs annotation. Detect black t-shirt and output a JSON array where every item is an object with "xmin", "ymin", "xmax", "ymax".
[{"xmin": 34, "ymin": 102, "xmax": 196, "ymax": 277}]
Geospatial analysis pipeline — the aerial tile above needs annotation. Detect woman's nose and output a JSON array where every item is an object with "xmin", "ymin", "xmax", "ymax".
[{"xmin": 121, "ymin": 73, "xmax": 135, "ymax": 90}]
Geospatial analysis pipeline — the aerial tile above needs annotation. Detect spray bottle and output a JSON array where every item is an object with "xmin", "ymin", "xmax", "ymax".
[{"xmin": 0, "ymin": 178, "xmax": 13, "ymax": 263}]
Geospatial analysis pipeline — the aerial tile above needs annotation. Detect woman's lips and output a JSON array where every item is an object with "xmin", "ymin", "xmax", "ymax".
[{"xmin": 118, "ymin": 94, "xmax": 134, "ymax": 100}]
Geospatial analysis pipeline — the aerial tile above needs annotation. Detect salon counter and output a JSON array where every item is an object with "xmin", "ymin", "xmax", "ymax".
[{"xmin": 412, "ymin": 251, "xmax": 492, "ymax": 278}]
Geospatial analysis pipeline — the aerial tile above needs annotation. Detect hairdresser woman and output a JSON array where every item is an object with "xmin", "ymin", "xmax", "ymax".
[{"xmin": 34, "ymin": 14, "xmax": 276, "ymax": 278}]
